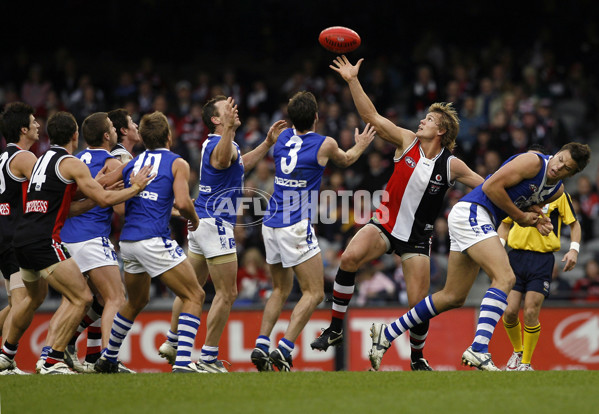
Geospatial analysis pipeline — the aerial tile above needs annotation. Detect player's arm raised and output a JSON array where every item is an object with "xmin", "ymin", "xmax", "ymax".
[
  {"xmin": 449, "ymin": 157, "xmax": 484, "ymax": 189},
  {"xmin": 172, "ymin": 158, "xmax": 199, "ymax": 230},
  {"xmin": 61, "ymin": 157, "xmax": 153, "ymax": 208},
  {"xmin": 483, "ymin": 152, "xmax": 544, "ymax": 227},
  {"xmin": 211, "ymin": 97, "xmax": 239, "ymax": 169},
  {"xmin": 330, "ymin": 55, "xmax": 414, "ymax": 150},
  {"xmin": 318, "ymin": 123, "xmax": 376, "ymax": 168},
  {"xmin": 242, "ymin": 120, "xmax": 287, "ymax": 171}
]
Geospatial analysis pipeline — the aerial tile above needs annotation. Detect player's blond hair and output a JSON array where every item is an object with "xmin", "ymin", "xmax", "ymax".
[{"xmin": 428, "ymin": 102, "xmax": 459, "ymax": 151}]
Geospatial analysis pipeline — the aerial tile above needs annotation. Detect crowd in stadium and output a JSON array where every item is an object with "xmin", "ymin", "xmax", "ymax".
[{"xmin": 2, "ymin": 26, "xmax": 599, "ymax": 309}]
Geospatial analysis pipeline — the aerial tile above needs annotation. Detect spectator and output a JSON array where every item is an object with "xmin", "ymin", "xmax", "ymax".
[
  {"xmin": 236, "ymin": 248, "xmax": 271, "ymax": 306},
  {"xmin": 356, "ymin": 267, "xmax": 396, "ymax": 307},
  {"xmin": 572, "ymin": 259, "xmax": 599, "ymax": 302},
  {"xmin": 575, "ymin": 175, "xmax": 599, "ymax": 241}
]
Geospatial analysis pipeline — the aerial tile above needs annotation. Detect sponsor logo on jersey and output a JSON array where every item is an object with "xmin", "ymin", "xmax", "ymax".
[
  {"xmin": 428, "ymin": 184, "xmax": 441, "ymax": 194},
  {"xmin": 137, "ymin": 191, "xmax": 159, "ymax": 201},
  {"xmin": 554, "ymin": 312, "xmax": 599, "ymax": 363},
  {"xmin": 435, "ymin": 174, "xmax": 442, "ymax": 181},
  {"xmin": 274, "ymin": 176, "xmax": 307, "ymax": 188},
  {"xmin": 405, "ymin": 156, "xmax": 416, "ymax": 168},
  {"xmin": 25, "ymin": 200, "xmax": 48, "ymax": 213},
  {"xmin": 0, "ymin": 203, "xmax": 10, "ymax": 215},
  {"xmin": 529, "ymin": 184, "xmax": 538, "ymax": 192},
  {"xmin": 199, "ymin": 184, "xmax": 212, "ymax": 193}
]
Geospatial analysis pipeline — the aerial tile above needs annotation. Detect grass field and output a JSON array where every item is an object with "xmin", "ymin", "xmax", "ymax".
[{"xmin": 1, "ymin": 371, "xmax": 598, "ymax": 414}]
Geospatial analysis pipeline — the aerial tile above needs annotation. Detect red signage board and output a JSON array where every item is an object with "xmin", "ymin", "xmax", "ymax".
[
  {"xmin": 12, "ymin": 307, "xmax": 599, "ymax": 372},
  {"xmin": 489, "ymin": 308, "xmax": 599, "ymax": 370}
]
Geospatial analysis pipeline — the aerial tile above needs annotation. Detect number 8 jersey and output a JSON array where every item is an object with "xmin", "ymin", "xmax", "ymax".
[
  {"xmin": 264, "ymin": 128, "xmax": 326, "ymax": 228},
  {"xmin": 13, "ymin": 146, "xmax": 77, "ymax": 247}
]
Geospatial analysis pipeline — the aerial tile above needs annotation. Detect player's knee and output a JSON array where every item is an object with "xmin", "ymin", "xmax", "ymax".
[
  {"xmin": 523, "ymin": 307, "xmax": 540, "ymax": 324},
  {"xmin": 187, "ymin": 287, "xmax": 205, "ymax": 306},
  {"xmin": 314, "ymin": 290, "xmax": 325, "ymax": 305},
  {"xmin": 30, "ymin": 292, "xmax": 47, "ymax": 309},
  {"xmin": 340, "ymin": 250, "xmax": 361, "ymax": 272},
  {"xmin": 129, "ymin": 293, "xmax": 150, "ymax": 312},
  {"xmin": 106, "ymin": 294, "xmax": 126, "ymax": 310},
  {"xmin": 503, "ymin": 308, "xmax": 518, "ymax": 322},
  {"xmin": 77, "ymin": 289, "xmax": 94, "ymax": 310}
]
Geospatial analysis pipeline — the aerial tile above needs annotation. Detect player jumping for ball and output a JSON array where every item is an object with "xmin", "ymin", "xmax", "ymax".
[{"xmin": 311, "ymin": 56, "xmax": 483, "ymax": 371}]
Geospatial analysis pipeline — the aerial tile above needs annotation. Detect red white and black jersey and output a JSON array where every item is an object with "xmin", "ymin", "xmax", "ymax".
[
  {"xmin": 13, "ymin": 146, "xmax": 77, "ymax": 247},
  {"xmin": 0, "ymin": 144, "xmax": 29, "ymax": 250},
  {"xmin": 374, "ymin": 138, "xmax": 454, "ymax": 243}
]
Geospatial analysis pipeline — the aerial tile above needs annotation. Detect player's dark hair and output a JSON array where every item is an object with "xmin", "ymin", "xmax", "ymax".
[
  {"xmin": 81, "ymin": 112, "xmax": 110, "ymax": 147},
  {"xmin": 288, "ymin": 91, "xmax": 318, "ymax": 132},
  {"xmin": 108, "ymin": 108, "xmax": 129, "ymax": 142},
  {"xmin": 559, "ymin": 142, "xmax": 591, "ymax": 173},
  {"xmin": 0, "ymin": 102, "xmax": 35, "ymax": 143},
  {"xmin": 47, "ymin": 112, "xmax": 78, "ymax": 146},
  {"xmin": 202, "ymin": 95, "xmax": 227, "ymax": 134},
  {"xmin": 139, "ymin": 111, "xmax": 170, "ymax": 149}
]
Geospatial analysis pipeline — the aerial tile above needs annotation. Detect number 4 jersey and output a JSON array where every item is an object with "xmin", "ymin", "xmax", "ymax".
[{"xmin": 13, "ymin": 146, "xmax": 77, "ymax": 247}]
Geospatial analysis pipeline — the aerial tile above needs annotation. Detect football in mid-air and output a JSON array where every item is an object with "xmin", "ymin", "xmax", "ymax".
[{"xmin": 318, "ymin": 26, "xmax": 361, "ymax": 54}]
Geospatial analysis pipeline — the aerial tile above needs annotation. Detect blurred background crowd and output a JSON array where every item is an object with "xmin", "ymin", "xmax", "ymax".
[{"xmin": 2, "ymin": 1, "xmax": 599, "ymax": 308}]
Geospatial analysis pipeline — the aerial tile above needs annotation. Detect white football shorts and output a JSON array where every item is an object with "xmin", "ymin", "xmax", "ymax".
[
  {"xmin": 63, "ymin": 236, "xmax": 119, "ymax": 273},
  {"xmin": 120, "ymin": 237, "xmax": 186, "ymax": 278},
  {"xmin": 262, "ymin": 218, "xmax": 321, "ymax": 268},
  {"xmin": 448, "ymin": 201, "xmax": 498, "ymax": 253},
  {"xmin": 187, "ymin": 217, "xmax": 237, "ymax": 259}
]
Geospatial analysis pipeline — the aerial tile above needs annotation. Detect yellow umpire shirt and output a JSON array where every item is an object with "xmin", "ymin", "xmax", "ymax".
[{"xmin": 503, "ymin": 192, "xmax": 577, "ymax": 253}]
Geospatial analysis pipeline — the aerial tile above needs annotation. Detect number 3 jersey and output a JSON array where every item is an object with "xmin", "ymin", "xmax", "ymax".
[
  {"xmin": 61, "ymin": 148, "xmax": 115, "ymax": 243},
  {"xmin": 13, "ymin": 146, "xmax": 78, "ymax": 247},
  {"xmin": 264, "ymin": 128, "xmax": 326, "ymax": 228},
  {"xmin": 0, "ymin": 144, "xmax": 29, "ymax": 249},
  {"xmin": 120, "ymin": 148, "xmax": 180, "ymax": 241}
]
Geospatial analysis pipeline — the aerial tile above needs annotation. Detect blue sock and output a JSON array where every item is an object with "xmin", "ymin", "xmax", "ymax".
[
  {"xmin": 40, "ymin": 345, "xmax": 51, "ymax": 361},
  {"xmin": 278, "ymin": 338, "xmax": 294, "ymax": 359},
  {"xmin": 166, "ymin": 329, "xmax": 178, "ymax": 347},
  {"xmin": 255, "ymin": 335, "xmax": 270, "ymax": 354},
  {"xmin": 174, "ymin": 313, "xmax": 200, "ymax": 367},
  {"xmin": 103, "ymin": 312, "xmax": 133, "ymax": 363},
  {"xmin": 385, "ymin": 295, "xmax": 438, "ymax": 342},
  {"xmin": 471, "ymin": 288, "xmax": 508, "ymax": 353}
]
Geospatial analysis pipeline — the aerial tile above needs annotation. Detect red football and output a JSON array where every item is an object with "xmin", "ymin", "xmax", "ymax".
[{"xmin": 318, "ymin": 26, "xmax": 361, "ymax": 54}]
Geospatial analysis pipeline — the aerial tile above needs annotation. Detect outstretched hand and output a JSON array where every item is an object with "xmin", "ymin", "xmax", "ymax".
[
  {"xmin": 330, "ymin": 55, "xmax": 364, "ymax": 82},
  {"xmin": 354, "ymin": 123, "xmax": 376, "ymax": 148},
  {"xmin": 129, "ymin": 164, "xmax": 155, "ymax": 191},
  {"xmin": 265, "ymin": 120, "xmax": 288, "ymax": 146},
  {"xmin": 222, "ymin": 97, "xmax": 241, "ymax": 130}
]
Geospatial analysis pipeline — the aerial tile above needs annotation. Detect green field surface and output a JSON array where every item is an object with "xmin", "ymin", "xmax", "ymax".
[{"xmin": 1, "ymin": 371, "xmax": 598, "ymax": 414}]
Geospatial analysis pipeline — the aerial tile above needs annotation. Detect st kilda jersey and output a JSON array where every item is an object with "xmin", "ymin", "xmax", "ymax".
[
  {"xmin": 13, "ymin": 146, "xmax": 78, "ymax": 247},
  {"xmin": 0, "ymin": 144, "xmax": 29, "ymax": 249},
  {"xmin": 374, "ymin": 138, "xmax": 454, "ymax": 243}
]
